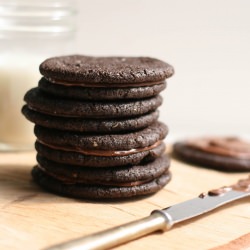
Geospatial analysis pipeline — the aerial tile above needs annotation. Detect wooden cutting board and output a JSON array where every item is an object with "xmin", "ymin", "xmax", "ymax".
[{"xmin": 0, "ymin": 150, "xmax": 249, "ymax": 250}]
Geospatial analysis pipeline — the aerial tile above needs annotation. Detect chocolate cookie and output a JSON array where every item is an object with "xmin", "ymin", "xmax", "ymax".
[
  {"xmin": 36, "ymin": 154, "xmax": 170, "ymax": 184},
  {"xmin": 38, "ymin": 77, "xmax": 167, "ymax": 100},
  {"xmin": 173, "ymin": 137, "xmax": 250, "ymax": 171},
  {"xmin": 35, "ymin": 141, "xmax": 166, "ymax": 167},
  {"xmin": 31, "ymin": 166, "xmax": 171, "ymax": 199},
  {"xmin": 34, "ymin": 121, "xmax": 168, "ymax": 151},
  {"xmin": 22, "ymin": 105, "xmax": 159, "ymax": 133},
  {"xmin": 22, "ymin": 54, "xmax": 174, "ymax": 200},
  {"xmin": 39, "ymin": 55, "xmax": 174, "ymax": 84},
  {"xmin": 24, "ymin": 88, "xmax": 162, "ymax": 119}
]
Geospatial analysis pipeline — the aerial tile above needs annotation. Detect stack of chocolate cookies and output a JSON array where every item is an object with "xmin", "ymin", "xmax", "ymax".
[{"xmin": 22, "ymin": 55, "xmax": 174, "ymax": 199}]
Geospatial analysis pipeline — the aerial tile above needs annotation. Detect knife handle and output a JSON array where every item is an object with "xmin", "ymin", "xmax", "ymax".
[{"xmin": 45, "ymin": 210, "xmax": 172, "ymax": 250}]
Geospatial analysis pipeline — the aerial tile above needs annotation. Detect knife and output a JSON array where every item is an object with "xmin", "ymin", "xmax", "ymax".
[{"xmin": 46, "ymin": 175, "xmax": 250, "ymax": 250}]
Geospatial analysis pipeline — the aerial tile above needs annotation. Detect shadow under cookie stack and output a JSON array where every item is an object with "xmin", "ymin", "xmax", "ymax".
[{"xmin": 22, "ymin": 55, "xmax": 174, "ymax": 199}]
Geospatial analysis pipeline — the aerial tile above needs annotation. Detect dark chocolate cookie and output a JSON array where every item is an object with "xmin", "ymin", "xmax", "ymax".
[
  {"xmin": 39, "ymin": 55, "xmax": 174, "ymax": 84},
  {"xmin": 38, "ymin": 77, "xmax": 167, "ymax": 100},
  {"xmin": 22, "ymin": 105, "xmax": 159, "ymax": 133},
  {"xmin": 22, "ymin": 54, "xmax": 174, "ymax": 200},
  {"xmin": 34, "ymin": 121, "xmax": 168, "ymax": 151},
  {"xmin": 36, "ymin": 154, "xmax": 170, "ymax": 184},
  {"xmin": 31, "ymin": 166, "xmax": 171, "ymax": 199},
  {"xmin": 173, "ymin": 137, "xmax": 250, "ymax": 171},
  {"xmin": 24, "ymin": 88, "xmax": 163, "ymax": 119},
  {"xmin": 35, "ymin": 141, "xmax": 166, "ymax": 167}
]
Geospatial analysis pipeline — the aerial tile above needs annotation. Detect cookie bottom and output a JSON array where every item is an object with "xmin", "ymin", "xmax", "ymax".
[
  {"xmin": 22, "ymin": 105, "xmax": 159, "ymax": 133},
  {"xmin": 31, "ymin": 166, "xmax": 171, "ymax": 199},
  {"xmin": 35, "ymin": 141, "xmax": 166, "ymax": 167},
  {"xmin": 173, "ymin": 142, "xmax": 250, "ymax": 171},
  {"xmin": 38, "ymin": 77, "xmax": 167, "ymax": 100},
  {"xmin": 36, "ymin": 154, "xmax": 170, "ymax": 184}
]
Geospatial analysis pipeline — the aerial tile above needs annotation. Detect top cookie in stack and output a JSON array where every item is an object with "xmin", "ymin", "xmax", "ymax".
[{"xmin": 22, "ymin": 55, "xmax": 174, "ymax": 200}]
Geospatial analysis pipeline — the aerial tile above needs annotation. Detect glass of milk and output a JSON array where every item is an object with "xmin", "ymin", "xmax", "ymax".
[{"xmin": 0, "ymin": 0, "xmax": 77, "ymax": 151}]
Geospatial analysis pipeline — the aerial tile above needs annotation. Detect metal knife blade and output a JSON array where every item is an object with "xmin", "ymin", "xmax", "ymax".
[
  {"xmin": 45, "ymin": 175, "xmax": 250, "ymax": 250},
  {"xmin": 159, "ymin": 189, "xmax": 249, "ymax": 226}
]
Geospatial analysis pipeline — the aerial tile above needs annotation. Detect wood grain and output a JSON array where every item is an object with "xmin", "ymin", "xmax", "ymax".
[
  {"xmin": 210, "ymin": 233, "xmax": 250, "ymax": 250},
  {"xmin": 0, "ymin": 150, "xmax": 249, "ymax": 250}
]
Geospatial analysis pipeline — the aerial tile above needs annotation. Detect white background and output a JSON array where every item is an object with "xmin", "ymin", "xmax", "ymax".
[{"xmin": 75, "ymin": 0, "xmax": 250, "ymax": 140}]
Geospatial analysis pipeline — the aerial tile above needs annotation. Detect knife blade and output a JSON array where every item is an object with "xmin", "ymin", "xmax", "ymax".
[{"xmin": 45, "ymin": 175, "xmax": 250, "ymax": 250}]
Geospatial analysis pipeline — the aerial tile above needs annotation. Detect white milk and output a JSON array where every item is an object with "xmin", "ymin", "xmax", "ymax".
[
  {"xmin": 0, "ymin": 1, "xmax": 76, "ymax": 151},
  {"xmin": 0, "ymin": 54, "xmax": 41, "ymax": 150}
]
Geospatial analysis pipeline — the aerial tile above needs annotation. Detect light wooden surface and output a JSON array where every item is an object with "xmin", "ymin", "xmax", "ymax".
[{"xmin": 0, "ymin": 150, "xmax": 249, "ymax": 250}]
